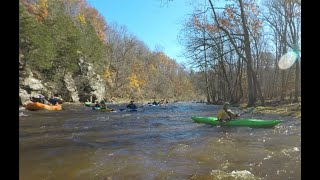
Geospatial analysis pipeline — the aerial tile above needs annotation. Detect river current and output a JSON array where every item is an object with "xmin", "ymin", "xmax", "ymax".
[{"xmin": 19, "ymin": 102, "xmax": 301, "ymax": 180}]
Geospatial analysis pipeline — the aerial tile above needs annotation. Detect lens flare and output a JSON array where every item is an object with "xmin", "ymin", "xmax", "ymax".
[{"xmin": 278, "ymin": 51, "xmax": 298, "ymax": 69}]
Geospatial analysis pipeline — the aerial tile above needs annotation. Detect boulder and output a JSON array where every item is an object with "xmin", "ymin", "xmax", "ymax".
[
  {"xmin": 22, "ymin": 76, "xmax": 44, "ymax": 91},
  {"xmin": 19, "ymin": 88, "xmax": 31, "ymax": 106}
]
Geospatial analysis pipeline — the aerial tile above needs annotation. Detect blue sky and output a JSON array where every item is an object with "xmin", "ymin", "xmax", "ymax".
[{"xmin": 87, "ymin": 0, "xmax": 194, "ymax": 65}]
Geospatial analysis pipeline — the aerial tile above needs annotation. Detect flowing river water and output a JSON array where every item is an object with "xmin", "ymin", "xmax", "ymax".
[{"xmin": 19, "ymin": 102, "xmax": 301, "ymax": 180}]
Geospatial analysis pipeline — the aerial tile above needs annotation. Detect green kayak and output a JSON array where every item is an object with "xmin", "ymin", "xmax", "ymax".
[
  {"xmin": 84, "ymin": 102, "xmax": 93, "ymax": 107},
  {"xmin": 191, "ymin": 116, "xmax": 282, "ymax": 128}
]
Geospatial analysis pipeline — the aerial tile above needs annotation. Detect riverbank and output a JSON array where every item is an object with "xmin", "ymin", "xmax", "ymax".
[
  {"xmin": 239, "ymin": 101, "xmax": 301, "ymax": 119},
  {"xmin": 254, "ymin": 103, "xmax": 301, "ymax": 118}
]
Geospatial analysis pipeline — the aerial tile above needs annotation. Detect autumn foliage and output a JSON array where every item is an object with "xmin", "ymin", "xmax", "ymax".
[{"xmin": 20, "ymin": 0, "xmax": 198, "ymax": 101}]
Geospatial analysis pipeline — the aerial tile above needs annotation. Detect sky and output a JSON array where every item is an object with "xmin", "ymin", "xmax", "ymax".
[{"xmin": 86, "ymin": 0, "xmax": 195, "ymax": 65}]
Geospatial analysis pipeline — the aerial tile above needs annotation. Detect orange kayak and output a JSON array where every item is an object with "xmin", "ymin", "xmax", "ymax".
[{"xmin": 26, "ymin": 102, "xmax": 62, "ymax": 111}]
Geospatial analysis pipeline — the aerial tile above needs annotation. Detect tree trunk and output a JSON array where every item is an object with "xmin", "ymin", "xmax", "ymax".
[
  {"xmin": 252, "ymin": 69, "xmax": 265, "ymax": 105},
  {"xmin": 293, "ymin": 58, "xmax": 300, "ymax": 102},
  {"xmin": 238, "ymin": 0, "xmax": 256, "ymax": 106},
  {"xmin": 280, "ymin": 70, "xmax": 286, "ymax": 101}
]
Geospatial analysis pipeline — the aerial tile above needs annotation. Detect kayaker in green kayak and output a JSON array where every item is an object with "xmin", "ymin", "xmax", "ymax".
[{"xmin": 217, "ymin": 102, "xmax": 240, "ymax": 122}]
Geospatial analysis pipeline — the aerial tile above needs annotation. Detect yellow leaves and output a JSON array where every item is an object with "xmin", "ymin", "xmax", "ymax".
[
  {"xmin": 40, "ymin": 0, "xmax": 48, "ymax": 8},
  {"xmin": 78, "ymin": 13, "xmax": 86, "ymax": 24},
  {"xmin": 128, "ymin": 73, "xmax": 144, "ymax": 92},
  {"xmin": 128, "ymin": 74, "xmax": 139, "ymax": 88},
  {"xmin": 37, "ymin": 0, "xmax": 48, "ymax": 22},
  {"xmin": 104, "ymin": 67, "xmax": 111, "ymax": 79}
]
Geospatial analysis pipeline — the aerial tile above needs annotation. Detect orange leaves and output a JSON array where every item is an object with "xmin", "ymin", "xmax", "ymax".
[
  {"xmin": 193, "ymin": 16, "xmax": 201, "ymax": 28},
  {"xmin": 205, "ymin": 23, "xmax": 218, "ymax": 32},
  {"xmin": 26, "ymin": 3, "xmax": 38, "ymax": 15},
  {"xmin": 226, "ymin": 8, "xmax": 233, "ymax": 15},
  {"xmin": 21, "ymin": 0, "xmax": 47, "ymax": 22},
  {"xmin": 37, "ymin": 0, "xmax": 48, "ymax": 22},
  {"xmin": 220, "ymin": 19, "xmax": 230, "ymax": 27},
  {"xmin": 251, "ymin": 6, "xmax": 257, "ymax": 14},
  {"xmin": 85, "ymin": 7, "xmax": 106, "ymax": 41},
  {"xmin": 253, "ymin": 21, "xmax": 262, "ymax": 32}
]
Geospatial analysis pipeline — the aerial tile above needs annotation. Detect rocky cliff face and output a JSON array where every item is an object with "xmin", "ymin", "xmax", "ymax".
[
  {"xmin": 75, "ymin": 58, "xmax": 106, "ymax": 102},
  {"xmin": 19, "ymin": 68, "xmax": 49, "ymax": 105},
  {"xmin": 19, "ymin": 58, "xmax": 108, "ymax": 106},
  {"xmin": 63, "ymin": 72, "xmax": 80, "ymax": 102}
]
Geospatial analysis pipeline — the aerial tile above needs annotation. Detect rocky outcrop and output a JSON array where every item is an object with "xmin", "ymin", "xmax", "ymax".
[
  {"xmin": 88, "ymin": 74, "xmax": 106, "ymax": 102},
  {"xmin": 19, "ymin": 88, "xmax": 31, "ymax": 106},
  {"xmin": 19, "ymin": 58, "xmax": 108, "ymax": 105},
  {"xmin": 22, "ymin": 75, "xmax": 44, "ymax": 92},
  {"xmin": 19, "ymin": 68, "xmax": 49, "ymax": 105},
  {"xmin": 76, "ymin": 58, "xmax": 107, "ymax": 102},
  {"xmin": 63, "ymin": 72, "xmax": 79, "ymax": 102}
]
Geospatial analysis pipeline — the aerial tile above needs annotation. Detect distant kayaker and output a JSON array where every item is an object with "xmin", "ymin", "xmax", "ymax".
[
  {"xmin": 94, "ymin": 100, "xmax": 100, "ymax": 108},
  {"xmin": 152, "ymin": 100, "xmax": 158, "ymax": 105},
  {"xmin": 100, "ymin": 98, "xmax": 107, "ymax": 106},
  {"xmin": 100, "ymin": 100, "xmax": 110, "ymax": 109},
  {"xmin": 127, "ymin": 100, "xmax": 137, "ymax": 109},
  {"xmin": 31, "ymin": 94, "xmax": 50, "ymax": 105},
  {"xmin": 48, "ymin": 95, "xmax": 58, "ymax": 105},
  {"xmin": 217, "ymin": 102, "xmax": 240, "ymax": 122}
]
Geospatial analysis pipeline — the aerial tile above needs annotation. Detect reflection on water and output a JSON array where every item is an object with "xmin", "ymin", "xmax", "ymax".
[{"xmin": 19, "ymin": 102, "xmax": 300, "ymax": 179}]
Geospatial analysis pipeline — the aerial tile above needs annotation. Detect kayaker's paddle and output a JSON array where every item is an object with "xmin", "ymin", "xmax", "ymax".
[
  {"xmin": 239, "ymin": 107, "xmax": 256, "ymax": 116},
  {"xmin": 229, "ymin": 107, "xmax": 256, "ymax": 121}
]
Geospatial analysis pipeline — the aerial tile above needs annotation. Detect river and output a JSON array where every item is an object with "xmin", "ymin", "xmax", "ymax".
[{"xmin": 19, "ymin": 102, "xmax": 301, "ymax": 180}]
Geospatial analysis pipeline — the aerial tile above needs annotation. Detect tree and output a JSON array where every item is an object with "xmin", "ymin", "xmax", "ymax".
[{"xmin": 20, "ymin": 0, "xmax": 55, "ymax": 71}]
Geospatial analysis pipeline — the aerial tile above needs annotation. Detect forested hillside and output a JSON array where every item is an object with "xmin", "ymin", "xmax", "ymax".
[
  {"xmin": 19, "ymin": 0, "xmax": 301, "ymax": 107},
  {"xmin": 19, "ymin": 0, "xmax": 201, "ymax": 105}
]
